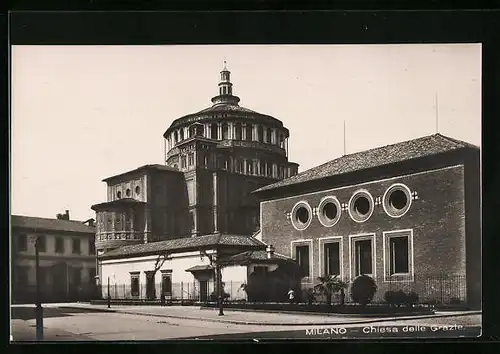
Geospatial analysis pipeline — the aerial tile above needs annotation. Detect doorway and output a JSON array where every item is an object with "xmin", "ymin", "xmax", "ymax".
[
  {"xmin": 199, "ymin": 280, "xmax": 208, "ymax": 302},
  {"xmin": 146, "ymin": 272, "xmax": 156, "ymax": 300}
]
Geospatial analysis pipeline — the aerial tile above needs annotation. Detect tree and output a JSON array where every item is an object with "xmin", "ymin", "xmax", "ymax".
[
  {"xmin": 313, "ymin": 275, "xmax": 348, "ymax": 306},
  {"xmin": 147, "ymin": 251, "xmax": 171, "ymax": 299}
]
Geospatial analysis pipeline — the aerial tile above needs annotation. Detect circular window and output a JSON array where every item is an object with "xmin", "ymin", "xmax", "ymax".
[
  {"xmin": 383, "ymin": 183, "xmax": 412, "ymax": 218},
  {"xmin": 126, "ymin": 189, "xmax": 131, "ymax": 197},
  {"xmin": 317, "ymin": 196, "xmax": 342, "ymax": 227},
  {"xmin": 135, "ymin": 186, "xmax": 140, "ymax": 195},
  {"xmin": 348, "ymin": 190, "xmax": 374, "ymax": 223},
  {"xmin": 291, "ymin": 201, "xmax": 312, "ymax": 231},
  {"xmin": 117, "ymin": 191, "xmax": 122, "ymax": 199}
]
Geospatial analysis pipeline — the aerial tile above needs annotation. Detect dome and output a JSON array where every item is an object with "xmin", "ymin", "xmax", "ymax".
[{"xmin": 163, "ymin": 66, "xmax": 288, "ymax": 138}]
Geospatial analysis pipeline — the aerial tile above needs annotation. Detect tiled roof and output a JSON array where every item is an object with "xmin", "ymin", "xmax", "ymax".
[
  {"xmin": 227, "ymin": 250, "xmax": 295, "ymax": 264},
  {"xmin": 255, "ymin": 133, "xmax": 479, "ymax": 193},
  {"xmin": 103, "ymin": 164, "xmax": 180, "ymax": 182},
  {"xmin": 102, "ymin": 233, "xmax": 266, "ymax": 259},
  {"xmin": 185, "ymin": 265, "xmax": 213, "ymax": 272},
  {"xmin": 11, "ymin": 215, "xmax": 96, "ymax": 234},
  {"xmin": 91, "ymin": 198, "xmax": 146, "ymax": 211}
]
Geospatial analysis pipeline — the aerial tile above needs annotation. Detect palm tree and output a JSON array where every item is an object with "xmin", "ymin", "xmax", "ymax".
[{"xmin": 313, "ymin": 275, "xmax": 348, "ymax": 306}]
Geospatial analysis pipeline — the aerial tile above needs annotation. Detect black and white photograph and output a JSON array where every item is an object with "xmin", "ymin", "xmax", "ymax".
[{"xmin": 10, "ymin": 43, "xmax": 481, "ymax": 341}]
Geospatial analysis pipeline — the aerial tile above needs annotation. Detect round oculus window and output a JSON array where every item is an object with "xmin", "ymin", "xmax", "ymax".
[
  {"xmin": 135, "ymin": 186, "xmax": 140, "ymax": 195},
  {"xmin": 126, "ymin": 189, "xmax": 131, "ymax": 197},
  {"xmin": 383, "ymin": 183, "xmax": 412, "ymax": 218},
  {"xmin": 348, "ymin": 190, "xmax": 374, "ymax": 223},
  {"xmin": 317, "ymin": 196, "xmax": 342, "ymax": 227},
  {"xmin": 291, "ymin": 201, "xmax": 312, "ymax": 230}
]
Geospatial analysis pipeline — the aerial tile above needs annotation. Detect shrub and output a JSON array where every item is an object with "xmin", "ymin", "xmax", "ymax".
[
  {"xmin": 351, "ymin": 275, "xmax": 377, "ymax": 306},
  {"xmin": 406, "ymin": 291, "xmax": 419, "ymax": 306},
  {"xmin": 313, "ymin": 275, "xmax": 348, "ymax": 306}
]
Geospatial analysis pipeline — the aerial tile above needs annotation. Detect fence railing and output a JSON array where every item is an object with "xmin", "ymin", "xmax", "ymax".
[
  {"xmin": 94, "ymin": 274, "xmax": 467, "ymax": 306},
  {"xmin": 98, "ymin": 280, "xmax": 246, "ymax": 302}
]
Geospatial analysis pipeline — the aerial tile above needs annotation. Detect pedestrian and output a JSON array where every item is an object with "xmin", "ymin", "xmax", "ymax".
[{"xmin": 287, "ymin": 288, "xmax": 296, "ymax": 305}]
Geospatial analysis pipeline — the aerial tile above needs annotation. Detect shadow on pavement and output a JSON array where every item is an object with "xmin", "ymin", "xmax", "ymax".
[{"xmin": 11, "ymin": 306, "xmax": 107, "ymax": 321}]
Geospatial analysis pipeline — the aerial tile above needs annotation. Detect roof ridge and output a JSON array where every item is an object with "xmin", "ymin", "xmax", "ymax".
[{"xmin": 435, "ymin": 133, "xmax": 479, "ymax": 149}]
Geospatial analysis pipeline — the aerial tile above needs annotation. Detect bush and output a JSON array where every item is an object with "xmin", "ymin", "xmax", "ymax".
[
  {"xmin": 406, "ymin": 291, "xmax": 419, "ymax": 306},
  {"xmin": 384, "ymin": 290, "xmax": 419, "ymax": 307},
  {"xmin": 351, "ymin": 275, "xmax": 377, "ymax": 306}
]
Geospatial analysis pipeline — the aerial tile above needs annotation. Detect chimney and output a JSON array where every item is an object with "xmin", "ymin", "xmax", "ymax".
[
  {"xmin": 65, "ymin": 210, "xmax": 70, "ymax": 220},
  {"xmin": 266, "ymin": 245, "xmax": 275, "ymax": 259}
]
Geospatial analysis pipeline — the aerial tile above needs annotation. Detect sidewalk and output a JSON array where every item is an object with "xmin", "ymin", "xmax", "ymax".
[
  {"xmin": 10, "ymin": 319, "xmax": 94, "ymax": 342},
  {"xmin": 60, "ymin": 302, "xmax": 481, "ymax": 326}
]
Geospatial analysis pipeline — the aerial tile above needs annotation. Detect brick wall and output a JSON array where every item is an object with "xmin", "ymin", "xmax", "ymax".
[{"xmin": 261, "ymin": 164, "xmax": 470, "ymax": 303}]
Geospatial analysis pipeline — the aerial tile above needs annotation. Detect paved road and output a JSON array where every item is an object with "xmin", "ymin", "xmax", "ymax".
[{"xmin": 10, "ymin": 305, "xmax": 482, "ymax": 341}]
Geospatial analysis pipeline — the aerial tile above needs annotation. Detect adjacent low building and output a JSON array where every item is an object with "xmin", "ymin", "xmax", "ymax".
[{"xmin": 11, "ymin": 211, "xmax": 97, "ymax": 303}]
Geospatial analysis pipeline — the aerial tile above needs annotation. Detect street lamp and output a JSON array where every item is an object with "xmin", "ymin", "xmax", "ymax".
[{"xmin": 29, "ymin": 235, "xmax": 43, "ymax": 341}]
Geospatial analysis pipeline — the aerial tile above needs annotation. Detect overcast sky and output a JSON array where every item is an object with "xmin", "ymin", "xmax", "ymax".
[{"xmin": 11, "ymin": 44, "xmax": 481, "ymax": 221}]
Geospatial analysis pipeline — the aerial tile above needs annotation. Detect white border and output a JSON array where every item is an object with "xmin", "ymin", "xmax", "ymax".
[
  {"xmin": 382, "ymin": 183, "xmax": 413, "ymax": 218},
  {"xmin": 261, "ymin": 164, "xmax": 463, "ymax": 205},
  {"xmin": 290, "ymin": 201, "xmax": 313, "ymax": 231},
  {"xmin": 318, "ymin": 236, "xmax": 344, "ymax": 280},
  {"xmin": 382, "ymin": 229, "xmax": 415, "ymax": 282},
  {"xmin": 317, "ymin": 196, "xmax": 342, "ymax": 227},
  {"xmin": 348, "ymin": 190, "xmax": 374, "ymax": 223},
  {"xmin": 290, "ymin": 239, "xmax": 314, "ymax": 283},
  {"xmin": 348, "ymin": 233, "xmax": 377, "ymax": 281}
]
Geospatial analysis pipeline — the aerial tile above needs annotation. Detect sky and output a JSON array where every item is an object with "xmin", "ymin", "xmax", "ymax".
[{"xmin": 11, "ymin": 44, "xmax": 481, "ymax": 222}]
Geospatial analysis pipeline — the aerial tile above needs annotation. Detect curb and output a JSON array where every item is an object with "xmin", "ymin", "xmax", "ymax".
[{"xmin": 62, "ymin": 306, "xmax": 481, "ymax": 327}]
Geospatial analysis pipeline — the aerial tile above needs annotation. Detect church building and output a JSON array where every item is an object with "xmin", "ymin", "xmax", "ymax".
[{"xmin": 93, "ymin": 64, "xmax": 299, "ymax": 301}]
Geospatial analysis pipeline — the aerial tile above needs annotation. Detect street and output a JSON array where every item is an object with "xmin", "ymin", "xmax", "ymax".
[{"xmin": 10, "ymin": 304, "xmax": 482, "ymax": 341}]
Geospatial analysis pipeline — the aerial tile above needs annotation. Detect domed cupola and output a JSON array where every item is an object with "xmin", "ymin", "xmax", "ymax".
[{"xmin": 211, "ymin": 61, "xmax": 241, "ymax": 106}]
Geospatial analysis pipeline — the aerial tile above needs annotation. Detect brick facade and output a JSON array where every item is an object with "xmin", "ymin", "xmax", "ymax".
[{"xmin": 260, "ymin": 149, "xmax": 480, "ymax": 309}]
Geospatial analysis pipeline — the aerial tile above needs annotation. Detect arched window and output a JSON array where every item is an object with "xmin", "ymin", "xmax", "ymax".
[
  {"xmin": 180, "ymin": 129, "xmax": 185, "ymax": 141},
  {"xmin": 245, "ymin": 125, "xmax": 252, "ymax": 141},
  {"xmin": 258, "ymin": 125, "xmax": 264, "ymax": 142},
  {"xmin": 266, "ymin": 128, "xmax": 272, "ymax": 143},
  {"xmin": 222, "ymin": 123, "xmax": 229, "ymax": 140},
  {"xmin": 235, "ymin": 123, "xmax": 242, "ymax": 140},
  {"xmin": 211, "ymin": 123, "xmax": 218, "ymax": 140},
  {"xmin": 174, "ymin": 131, "xmax": 178, "ymax": 144}
]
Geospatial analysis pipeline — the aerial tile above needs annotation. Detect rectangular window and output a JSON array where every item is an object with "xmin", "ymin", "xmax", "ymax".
[
  {"xmin": 296, "ymin": 245, "xmax": 310, "ymax": 277},
  {"xmin": 389, "ymin": 236, "xmax": 409, "ymax": 274},
  {"xmin": 37, "ymin": 235, "xmax": 46, "ymax": 252},
  {"xmin": 72, "ymin": 239, "xmax": 81, "ymax": 254},
  {"xmin": 188, "ymin": 153, "xmax": 194, "ymax": 166},
  {"xmin": 181, "ymin": 156, "xmax": 187, "ymax": 169},
  {"xmin": 89, "ymin": 239, "xmax": 95, "ymax": 255},
  {"xmin": 324, "ymin": 242, "xmax": 340, "ymax": 276},
  {"xmin": 55, "ymin": 237, "xmax": 64, "ymax": 253},
  {"xmin": 17, "ymin": 234, "xmax": 27, "ymax": 252},
  {"xmin": 130, "ymin": 273, "xmax": 140, "ymax": 296},
  {"xmin": 355, "ymin": 239, "xmax": 373, "ymax": 276},
  {"xmin": 161, "ymin": 272, "xmax": 172, "ymax": 295}
]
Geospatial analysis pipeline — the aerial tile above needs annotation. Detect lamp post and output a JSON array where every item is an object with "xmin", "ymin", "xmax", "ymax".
[
  {"xmin": 31, "ymin": 235, "xmax": 43, "ymax": 341},
  {"xmin": 107, "ymin": 276, "xmax": 111, "ymax": 308}
]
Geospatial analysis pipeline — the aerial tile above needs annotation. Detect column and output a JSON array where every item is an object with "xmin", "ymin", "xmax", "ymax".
[
  {"xmin": 272, "ymin": 163, "xmax": 277, "ymax": 178},
  {"xmin": 228, "ymin": 122, "xmax": 233, "ymax": 139},
  {"xmin": 185, "ymin": 126, "xmax": 190, "ymax": 139},
  {"xmin": 252, "ymin": 124, "xmax": 257, "ymax": 141},
  {"xmin": 271, "ymin": 128, "xmax": 277, "ymax": 145},
  {"xmin": 264, "ymin": 161, "xmax": 268, "ymax": 177},
  {"xmin": 217, "ymin": 123, "xmax": 222, "ymax": 140},
  {"xmin": 243, "ymin": 158, "xmax": 247, "ymax": 174},
  {"xmin": 242, "ymin": 123, "xmax": 247, "ymax": 140},
  {"xmin": 257, "ymin": 160, "xmax": 261, "ymax": 176}
]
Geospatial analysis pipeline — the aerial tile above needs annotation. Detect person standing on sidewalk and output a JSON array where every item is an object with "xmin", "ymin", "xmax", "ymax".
[{"xmin": 287, "ymin": 289, "xmax": 296, "ymax": 304}]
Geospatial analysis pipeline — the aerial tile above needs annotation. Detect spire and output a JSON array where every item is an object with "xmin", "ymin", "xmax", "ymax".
[{"xmin": 211, "ymin": 61, "xmax": 240, "ymax": 105}]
